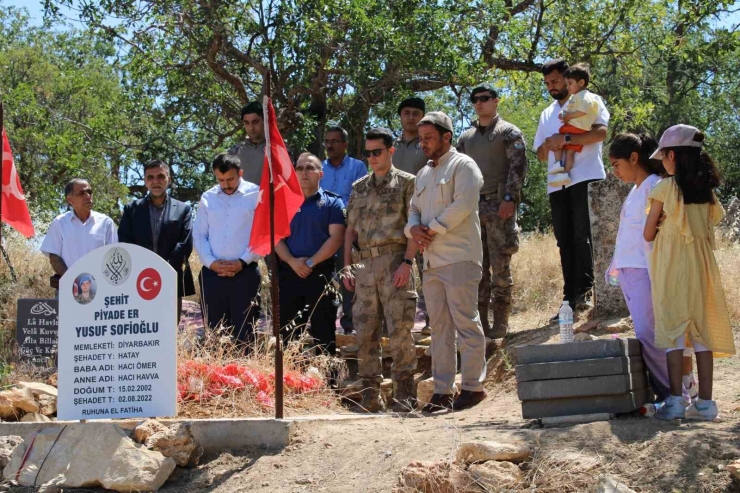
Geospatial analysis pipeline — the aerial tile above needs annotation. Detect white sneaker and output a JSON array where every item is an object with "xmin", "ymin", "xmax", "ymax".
[
  {"xmin": 655, "ymin": 395, "xmax": 686, "ymax": 420},
  {"xmin": 548, "ymin": 173, "xmax": 571, "ymax": 187},
  {"xmin": 685, "ymin": 399, "xmax": 719, "ymax": 421},
  {"xmin": 548, "ymin": 165, "xmax": 565, "ymax": 174}
]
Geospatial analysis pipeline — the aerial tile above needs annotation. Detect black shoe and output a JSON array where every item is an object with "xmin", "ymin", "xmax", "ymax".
[
  {"xmin": 452, "ymin": 390, "xmax": 487, "ymax": 411},
  {"xmin": 421, "ymin": 393, "xmax": 454, "ymax": 413}
]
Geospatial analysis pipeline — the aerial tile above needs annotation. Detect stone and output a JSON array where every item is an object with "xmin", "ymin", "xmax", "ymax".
[
  {"xmin": 521, "ymin": 388, "xmax": 651, "ymax": 419},
  {"xmin": 0, "ymin": 387, "xmax": 39, "ymax": 414},
  {"xmin": 37, "ymin": 395, "xmax": 57, "ymax": 416},
  {"xmin": 594, "ymin": 475, "xmax": 636, "ymax": 493},
  {"xmin": 456, "ymin": 440, "xmax": 531, "ymax": 464},
  {"xmin": 3, "ymin": 424, "xmax": 176, "ymax": 491},
  {"xmin": 0, "ymin": 395, "xmax": 15, "ymax": 420},
  {"xmin": 727, "ymin": 460, "xmax": 740, "ymax": 479},
  {"xmin": 603, "ymin": 317, "xmax": 633, "ymax": 333},
  {"xmin": 17, "ymin": 381, "xmax": 58, "ymax": 398},
  {"xmin": 46, "ymin": 373, "xmax": 58, "ymax": 387},
  {"xmin": 145, "ymin": 423, "xmax": 203, "ymax": 467},
  {"xmin": 515, "ymin": 338, "xmax": 641, "ymax": 365},
  {"xmin": 541, "ymin": 413, "xmax": 613, "ymax": 425},
  {"xmin": 20, "ymin": 412, "xmax": 52, "ymax": 423},
  {"xmin": 0, "ymin": 436, "xmax": 22, "ymax": 469},
  {"xmin": 517, "ymin": 371, "xmax": 646, "ymax": 401},
  {"xmin": 335, "ymin": 333, "xmax": 356, "ymax": 348},
  {"xmin": 415, "ymin": 375, "xmax": 462, "ymax": 410},
  {"xmin": 574, "ymin": 332, "xmax": 598, "ymax": 341},
  {"xmin": 468, "ymin": 461, "xmax": 523, "ymax": 489},
  {"xmin": 395, "ymin": 460, "xmax": 481, "ymax": 493},
  {"xmin": 417, "ymin": 337, "xmax": 432, "ymax": 346},
  {"xmin": 380, "ymin": 379, "xmax": 393, "ymax": 404},
  {"xmin": 589, "ymin": 174, "xmax": 631, "ymax": 317},
  {"xmin": 133, "ymin": 419, "xmax": 169, "ymax": 444},
  {"xmin": 515, "ymin": 356, "xmax": 643, "ymax": 383}
]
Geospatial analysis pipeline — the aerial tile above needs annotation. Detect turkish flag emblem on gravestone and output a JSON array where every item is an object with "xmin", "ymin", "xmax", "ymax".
[{"xmin": 137, "ymin": 268, "xmax": 162, "ymax": 301}]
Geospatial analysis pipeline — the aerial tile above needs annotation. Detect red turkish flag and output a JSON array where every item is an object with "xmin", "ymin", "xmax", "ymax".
[
  {"xmin": 249, "ymin": 98, "xmax": 303, "ymax": 256},
  {"xmin": 2, "ymin": 129, "xmax": 35, "ymax": 238}
]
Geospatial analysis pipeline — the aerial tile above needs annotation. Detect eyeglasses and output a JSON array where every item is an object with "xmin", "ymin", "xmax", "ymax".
[
  {"xmin": 323, "ymin": 139, "xmax": 343, "ymax": 147},
  {"xmin": 362, "ymin": 149, "xmax": 387, "ymax": 158},
  {"xmin": 470, "ymin": 95, "xmax": 494, "ymax": 104},
  {"xmin": 295, "ymin": 165, "xmax": 319, "ymax": 172}
]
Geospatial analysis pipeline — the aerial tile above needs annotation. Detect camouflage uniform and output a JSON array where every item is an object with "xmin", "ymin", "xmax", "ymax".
[
  {"xmin": 457, "ymin": 116, "xmax": 527, "ymax": 337},
  {"xmin": 346, "ymin": 167, "xmax": 418, "ymax": 394}
]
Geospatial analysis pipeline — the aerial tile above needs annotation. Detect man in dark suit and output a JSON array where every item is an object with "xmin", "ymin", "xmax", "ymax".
[{"xmin": 119, "ymin": 160, "xmax": 195, "ymax": 321}]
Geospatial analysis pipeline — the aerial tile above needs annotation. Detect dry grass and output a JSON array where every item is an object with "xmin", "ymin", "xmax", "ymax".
[
  {"xmin": 510, "ymin": 232, "xmax": 563, "ymax": 317},
  {"xmin": 715, "ymin": 237, "xmax": 740, "ymax": 324},
  {"xmin": 176, "ymin": 326, "xmax": 346, "ymax": 419}
]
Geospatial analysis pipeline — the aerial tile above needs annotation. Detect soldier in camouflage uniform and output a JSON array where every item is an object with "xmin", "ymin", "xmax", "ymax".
[
  {"xmin": 457, "ymin": 84, "xmax": 528, "ymax": 339},
  {"xmin": 343, "ymin": 127, "xmax": 418, "ymax": 413}
]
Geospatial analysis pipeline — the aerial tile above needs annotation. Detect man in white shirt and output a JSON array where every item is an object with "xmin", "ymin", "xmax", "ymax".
[
  {"xmin": 533, "ymin": 59, "xmax": 609, "ymax": 322},
  {"xmin": 41, "ymin": 178, "xmax": 117, "ymax": 291},
  {"xmin": 194, "ymin": 153, "xmax": 261, "ymax": 348}
]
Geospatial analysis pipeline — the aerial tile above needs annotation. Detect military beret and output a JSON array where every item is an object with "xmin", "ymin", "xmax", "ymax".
[
  {"xmin": 418, "ymin": 111, "xmax": 454, "ymax": 134},
  {"xmin": 240, "ymin": 101, "xmax": 263, "ymax": 119},
  {"xmin": 398, "ymin": 97, "xmax": 425, "ymax": 115},
  {"xmin": 470, "ymin": 84, "xmax": 499, "ymax": 100}
]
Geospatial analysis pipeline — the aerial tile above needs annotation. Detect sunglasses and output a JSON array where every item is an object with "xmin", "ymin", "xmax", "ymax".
[
  {"xmin": 295, "ymin": 165, "xmax": 319, "ymax": 172},
  {"xmin": 470, "ymin": 95, "xmax": 495, "ymax": 104},
  {"xmin": 362, "ymin": 148, "xmax": 387, "ymax": 158}
]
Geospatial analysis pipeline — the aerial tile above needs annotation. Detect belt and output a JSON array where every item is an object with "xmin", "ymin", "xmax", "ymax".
[
  {"xmin": 358, "ymin": 243, "xmax": 406, "ymax": 259},
  {"xmin": 479, "ymin": 193, "xmax": 498, "ymax": 202}
]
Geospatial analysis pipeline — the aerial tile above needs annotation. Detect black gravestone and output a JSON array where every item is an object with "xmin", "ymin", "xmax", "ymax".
[{"xmin": 16, "ymin": 298, "xmax": 58, "ymax": 366}]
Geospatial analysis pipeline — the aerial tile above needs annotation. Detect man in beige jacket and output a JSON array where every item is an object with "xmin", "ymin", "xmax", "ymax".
[{"xmin": 405, "ymin": 112, "xmax": 487, "ymax": 412}]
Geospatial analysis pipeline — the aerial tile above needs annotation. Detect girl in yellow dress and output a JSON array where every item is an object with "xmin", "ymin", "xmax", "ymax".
[{"xmin": 644, "ymin": 124, "xmax": 735, "ymax": 421}]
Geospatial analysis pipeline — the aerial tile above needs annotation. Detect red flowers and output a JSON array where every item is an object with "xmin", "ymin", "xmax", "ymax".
[{"xmin": 177, "ymin": 361, "xmax": 323, "ymax": 407}]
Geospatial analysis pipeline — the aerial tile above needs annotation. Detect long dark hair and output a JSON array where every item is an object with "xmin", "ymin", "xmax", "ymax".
[
  {"xmin": 664, "ymin": 131, "xmax": 722, "ymax": 205},
  {"xmin": 608, "ymin": 132, "xmax": 666, "ymax": 176}
]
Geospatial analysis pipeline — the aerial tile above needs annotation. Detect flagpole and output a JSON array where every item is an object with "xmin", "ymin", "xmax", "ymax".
[
  {"xmin": 264, "ymin": 76, "xmax": 284, "ymax": 420},
  {"xmin": 0, "ymin": 100, "xmax": 4, "ymax": 249}
]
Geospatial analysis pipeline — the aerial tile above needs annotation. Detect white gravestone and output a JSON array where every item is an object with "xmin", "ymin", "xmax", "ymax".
[{"xmin": 57, "ymin": 243, "xmax": 177, "ymax": 420}]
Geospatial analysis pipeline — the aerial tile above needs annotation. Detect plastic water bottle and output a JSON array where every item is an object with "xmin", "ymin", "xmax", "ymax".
[
  {"xmin": 639, "ymin": 403, "xmax": 656, "ymax": 417},
  {"xmin": 559, "ymin": 301, "xmax": 574, "ymax": 343}
]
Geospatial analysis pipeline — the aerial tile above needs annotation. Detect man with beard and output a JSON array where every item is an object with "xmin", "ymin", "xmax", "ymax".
[
  {"xmin": 320, "ymin": 125, "xmax": 368, "ymax": 335},
  {"xmin": 118, "ymin": 159, "xmax": 195, "ymax": 322},
  {"xmin": 533, "ymin": 59, "xmax": 609, "ymax": 322},
  {"xmin": 406, "ymin": 112, "xmax": 487, "ymax": 412},
  {"xmin": 194, "ymin": 153, "xmax": 261, "ymax": 349}
]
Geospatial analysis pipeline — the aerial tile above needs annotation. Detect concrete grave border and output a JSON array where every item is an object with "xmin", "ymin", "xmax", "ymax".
[{"xmin": 0, "ymin": 413, "xmax": 387, "ymax": 454}]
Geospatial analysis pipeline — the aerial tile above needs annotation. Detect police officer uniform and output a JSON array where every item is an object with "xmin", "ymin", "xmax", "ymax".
[{"xmin": 457, "ymin": 84, "xmax": 528, "ymax": 338}]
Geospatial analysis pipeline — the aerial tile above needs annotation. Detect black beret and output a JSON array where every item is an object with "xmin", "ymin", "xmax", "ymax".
[{"xmin": 398, "ymin": 97, "xmax": 425, "ymax": 115}]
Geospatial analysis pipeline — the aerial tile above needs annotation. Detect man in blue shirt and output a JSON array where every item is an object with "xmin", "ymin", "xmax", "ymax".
[
  {"xmin": 277, "ymin": 152, "xmax": 346, "ymax": 355},
  {"xmin": 320, "ymin": 125, "xmax": 367, "ymax": 334}
]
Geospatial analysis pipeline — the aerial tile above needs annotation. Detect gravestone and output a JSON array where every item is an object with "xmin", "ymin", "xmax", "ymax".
[
  {"xmin": 16, "ymin": 299, "xmax": 58, "ymax": 366},
  {"xmin": 57, "ymin": 243, "xmax": 178, "ymax": 420},
  {"xmin": 588, "ymin": 174, "xmax": 631, "ymax": 317}
]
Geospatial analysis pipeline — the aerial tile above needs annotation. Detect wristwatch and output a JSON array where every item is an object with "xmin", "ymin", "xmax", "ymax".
[
  {"xmin": 402, "ymin": 258, "xmax": 413, "ymax": 266},
  {"xmin": 503, "ymin": 193, "xmax": 513, "ymax": 202},
  {"xmin": 564, "ymin": 134, "xmax": 572, "ymax": 144},
  {"xmin": 306, "ymin": 258, "xmax": 315, "ymax": 268}
]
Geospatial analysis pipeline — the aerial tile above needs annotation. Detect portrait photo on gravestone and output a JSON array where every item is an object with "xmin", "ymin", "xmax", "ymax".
[{"xmin": 73, "ymin": 273, "xmax": 97, "ymax": 305}]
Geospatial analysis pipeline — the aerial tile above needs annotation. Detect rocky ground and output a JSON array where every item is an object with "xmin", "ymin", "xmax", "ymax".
[{"xmin": 3, "ymin": 313, "xmax": 740, "ymax": 492}]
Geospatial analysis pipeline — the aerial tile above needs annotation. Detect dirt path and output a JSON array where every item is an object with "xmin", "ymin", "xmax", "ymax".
[{"xmin": 158, "ymin": 313, "xmax": 740, "ymax": 493}]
